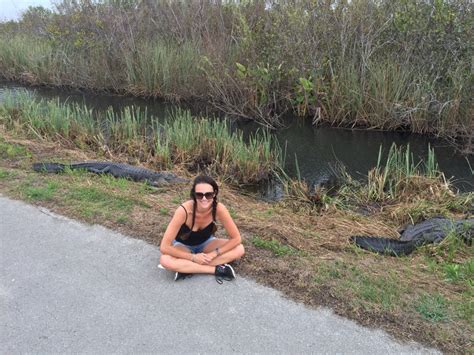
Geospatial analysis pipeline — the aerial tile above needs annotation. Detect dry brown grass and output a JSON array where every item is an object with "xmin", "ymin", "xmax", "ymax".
[{"xmin": 0, "ymin": 130, "xmax": 472, "ymax": 353}]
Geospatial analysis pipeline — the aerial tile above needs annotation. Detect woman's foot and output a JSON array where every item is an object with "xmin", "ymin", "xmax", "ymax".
[
  {"xmin": 171, "ymin": 264, "xmax": 235, "ymax": 282},
  {"xmin": 174, "ymin": 271, "xmax": 193, "ymax": 281},
  {"xmin": 215, "ymin": 264, "xmax": 236, "ymax": 283}
]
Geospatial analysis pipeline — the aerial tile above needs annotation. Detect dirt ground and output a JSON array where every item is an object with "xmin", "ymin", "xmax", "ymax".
[{"xmin": 1, "ymin": 134, "xmax": 472, "ymax": 353}]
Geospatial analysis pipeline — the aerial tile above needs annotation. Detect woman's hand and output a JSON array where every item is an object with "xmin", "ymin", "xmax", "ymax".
[
  {"xmin": 193, "ymin": 253, "xmax": 213, "ymax": 265},
  {"xmin": 203, "ymin": 250, "xmax": 219, "ymax": 262}
]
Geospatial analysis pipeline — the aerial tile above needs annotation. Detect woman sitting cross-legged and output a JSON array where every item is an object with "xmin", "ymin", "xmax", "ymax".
[{"xmin": 159, "ymin": 175, "xmax": 245, "ymax": 282}]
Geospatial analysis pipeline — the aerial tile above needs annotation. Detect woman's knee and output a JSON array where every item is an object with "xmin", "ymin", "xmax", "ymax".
[
  {"xmin": 160, "ymin": 254, "xmax": 175, "ymax": 270},
  {"xmin": 235, "ymin": 243, "xmax": 245, "ymax": 258}
]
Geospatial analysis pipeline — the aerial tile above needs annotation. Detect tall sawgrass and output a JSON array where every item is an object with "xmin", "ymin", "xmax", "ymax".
[
  {"xmin": 0, "ymin": 90, "xmax": 282, "ymax": 184},
  {"xmin": 276, "ymin": 142, "xmax": 457, "ymax": 210},
  {"xmin": 366, "ymin": 143, "xmax": 447, "ymax": 201},
  {"xmin": 1, "ymin": 0, "xmax": 471, "ymax": 140},
  {"xmin": 0, "ymin": 90, "xmax": 101, "ymax": 146},
  {"xmin": 162, "ymin": 109, "xmax": 283, "ymax": 183},
  {"xmin": 322, "ymin": 60, "xmax": 464, "ymax": 134},
  {"xmin": 105, "ymin": 106, "xmax": 150, "ymax": 157},
  {"xmin": 124, "ymin": 41, "xmax": 205, "ymax": 98}
]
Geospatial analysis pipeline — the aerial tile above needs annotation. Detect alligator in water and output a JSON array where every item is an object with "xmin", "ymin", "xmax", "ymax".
[
  {"xmin": 350, "ymin": 217, "xmax": 473, "ymax": 256},
  {"xmin": 33, "ymin": 162, "xmax": 189, "ymax": 187}
]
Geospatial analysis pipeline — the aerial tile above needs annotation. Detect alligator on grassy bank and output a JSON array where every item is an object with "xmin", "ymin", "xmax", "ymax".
[
  {"xmin": 33, "ymin": 162, "xmax": 189, "ymax": 187},
  {"xmin": 350, "ymin": 217, "xmax": 473, "ymax": 256}
]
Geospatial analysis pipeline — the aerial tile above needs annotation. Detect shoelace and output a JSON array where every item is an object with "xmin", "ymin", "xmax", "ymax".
[{"xmin": 215, "ymin": 275, "xmax": 233, "ymax": 284}]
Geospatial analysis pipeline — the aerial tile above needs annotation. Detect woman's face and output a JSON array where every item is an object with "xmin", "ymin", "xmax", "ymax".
[{"xmin": 194, "ymin": 183, "xmax": 215, "ymax": 209}]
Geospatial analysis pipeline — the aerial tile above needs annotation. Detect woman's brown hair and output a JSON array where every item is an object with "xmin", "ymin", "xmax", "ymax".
[{"xmin": 180, "ymin": 175, "xmax": 218, "ymax": 240}]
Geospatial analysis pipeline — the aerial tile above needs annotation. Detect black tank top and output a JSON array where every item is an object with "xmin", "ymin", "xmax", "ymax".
[{"xmin": 175, "ymin": 205, "xmax": 217, "ymax": 246}]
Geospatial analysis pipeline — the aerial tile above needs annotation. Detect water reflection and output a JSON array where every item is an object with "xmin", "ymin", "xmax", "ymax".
[
  {"xmin": 1, "ymin": 81, "xmax": 472, "ymax": 192},
  {"xmin": 276, "ymin": 121, "xmax": 473, "ymax": 189}
]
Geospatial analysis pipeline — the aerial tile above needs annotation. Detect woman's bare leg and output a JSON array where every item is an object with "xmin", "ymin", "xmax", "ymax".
[
  {"xmin": 160, "ymin": 254, "xmax": 215, "ymax": 274},
  {"xmin": 160, "ymin": 240, "xmax": 244, "ymax": 273},
  {"xmin": 160, "ymin": 245, "xmax": 213, "ymax": 273},
  {"xmin": 203, "ymin": 239, "xmax": 245, "ymax": 266}
]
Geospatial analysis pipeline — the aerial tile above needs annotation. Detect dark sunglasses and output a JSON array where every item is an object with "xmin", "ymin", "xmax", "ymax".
[{"xmin": 195, "ymin": 192, "xmax": 215, "ymax": 200}]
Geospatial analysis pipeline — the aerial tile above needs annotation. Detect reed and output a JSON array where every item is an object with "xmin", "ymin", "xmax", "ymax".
[
  {"xmin": 105, "ymin": 106, "xmax": 151, "ymax": 158},
  {"xmin": 152, "ymin": 127, "xmax": 172, "ymax": 169},
  {"xmin": 161, "ymin": 109, "xmax": 283, "ymax": 183},
  {"xmin": 0, "ymin": 90, "xmax": 101, "ymax": 146},
  {"xmin": 366, "ymin": 143, "xmax": 445, "ymax": 201},
  {"xmin": 1, "ymin": 0, "xmax": 471, "ymax": 139},
  {"xmin": 0, "ymin": 35, "xmax": 71, "ymax": 85},
  {"xmin": 276, "ymin": 142, "xmax": 454, "ymax": 211},
  {"xmin": 0, "ymin": 90, "xmax": 282, "ymax": 184},
  {"xmin": 125, "ymin": 41, "xmax": 205, "ymax": 98}
]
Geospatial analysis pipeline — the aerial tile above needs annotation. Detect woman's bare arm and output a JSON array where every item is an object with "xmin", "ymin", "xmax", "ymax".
[
  {"xmin": 160, "ymin": 206, "xmax": 192, "ymax": 260},
  {"xmin": 215, "ymin": 202, "xmax": 242, "ymax": 254}
]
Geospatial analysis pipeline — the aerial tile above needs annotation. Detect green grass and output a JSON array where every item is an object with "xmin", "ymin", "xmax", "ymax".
[
  {"xmin": 431, "ymin": 229, "xmax": 472, "ymax": 263},
  {"xmin": 443, "ymin": 263, "xmax": 462, "ymax": 282},
  {"xmin": 162, "ymin": 109, "xmax": 283, "ymax": 183},
  {"xmin": 336, "ymin": 265, "xmax": 405, "ymax": 311},
  {"xmin": 0, "ymin": 34, "xmax": 56, "ymax": 83},
  {"xmin": 312, "ymin": 260, "xmax": 409, "ymax": 312},
  {"xmin": 116, "ymin": 215, "xmax": 129, "ymax": 224},
  {"xmin": 436, "ymin": 257, "xmax": 473, "ymax": 284},
  {"xmin": 250, "ymin": 236, "xmax": 297, "ymax": 256},
  {"xmin": 98, "ymin": 174, "xmax": 131, "ymax": 190},
  {"xmin": 0, "ymin": 91, "xmax": 283, "ymax": 185},
  {"xmin": 66, "ymin": 186, "xmax": 140, "ymax": 219},
  {"xmin": 171, "ymin": 196, "xmax": 181, "ymax": 204},
  {"xmin": 228, "ymin": 206, "xmax": 238, "ymax": 219},
  {"xmin": 138, "ymin": 183, "xmax": 156, "ymax": 194},
  {"xmin": 455, "ymin": 288, "xmax": 473, "ymax": 323},
  {"xmin": 24, "ymin": 181, "xmax": 59, "ymax": 201},
  {"xmin": 0, "ymin": 140, "xmax": 30, "ymax": 159},
  {"xmin": 313, "ymin": 260, "xmax": 344, "ymax": 284},
  {"xmin": 125, "ymin": 40, "xmax": 204, "ymax": 97},
  {"xmin": 0, "ymin": 168, "xmax": 12, "ymax": 179},
  {"xmin": 0, "ymin": 90, "xmax": 99, "ymax": 146},
  {"xmin": 159, "ymin": 207, "xmax": 169, "ymax": 216},
  {"xmin": 366, "ymin": 143, "xmax": 442, "ymax": 202},
  {"xmin": 355, "ymin": 274, "xmax": 402, "ymax": 311},
  {"xmin": 415, "ymin": 293, "xmax": 449, "ymax": 322}
]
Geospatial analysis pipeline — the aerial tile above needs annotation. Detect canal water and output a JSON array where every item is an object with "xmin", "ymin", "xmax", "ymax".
[{"xmin": 1, "ymin": 82, "xmax": 472, "ymax": 193}]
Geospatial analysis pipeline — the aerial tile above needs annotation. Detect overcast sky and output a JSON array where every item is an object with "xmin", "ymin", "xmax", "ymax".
[{"xmin": 0, "ymin": 0, "xmax": 54, "ymax": 21}]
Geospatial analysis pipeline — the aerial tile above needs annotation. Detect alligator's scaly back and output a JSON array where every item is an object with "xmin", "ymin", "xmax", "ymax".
[
  {"xmin": 351, "ymin": 217, "xmax": 474, "ymax": 256},
  {"xmin": 33, "ymin": 163, "xmax": 67, "ymax": 173},
  {"xmin": 400, "ymin": 218, "xmax": 474, "ymax": 244},
  {"xmin": 33, "ymin": 161, "xmax": 189, "ymax": 186},
  {"xmin": 349, "ymin": 236, "xmax": 417, "ymax": 256}
]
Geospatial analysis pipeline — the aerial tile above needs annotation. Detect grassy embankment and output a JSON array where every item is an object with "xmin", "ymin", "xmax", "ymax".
[
  {"xmin": 0, "ymin": 92, "xmax": 472, "ymax": 353},
  {"xmin": 0, "ymin": 0, "xmax": 472, "ymax": 149}
]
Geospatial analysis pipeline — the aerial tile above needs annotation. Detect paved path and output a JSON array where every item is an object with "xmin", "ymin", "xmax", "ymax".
[{"xmin": 0, "ymin": 196, "xmax": 438, "ymax": 354}]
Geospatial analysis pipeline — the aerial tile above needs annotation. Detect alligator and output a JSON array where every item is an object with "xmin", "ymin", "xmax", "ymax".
[
  {"xmin": 33, "ymin": 162, "xmax": 189, "ymax": 187},
  {"xmin": 350, "ymin": 217, "xmax": 473, "ymax": 256}
]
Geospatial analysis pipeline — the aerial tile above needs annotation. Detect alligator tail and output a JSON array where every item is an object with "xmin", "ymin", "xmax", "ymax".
[
  {"xmin": 350, "ymin": 236, "xmax": 418, "ymax": 256},
  {"xmin": 33, "ymin": 162, "xmax": 67, "ymax": 173}
]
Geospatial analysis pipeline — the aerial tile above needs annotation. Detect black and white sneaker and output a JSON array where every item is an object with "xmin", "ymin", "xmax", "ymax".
[
  {"xmin": 174, "ymin": 272, "xmax": 192, "ymax": 281},
  {"xmin": 214, "ymin": 264, "xmax": 236, "ymax": 284}
]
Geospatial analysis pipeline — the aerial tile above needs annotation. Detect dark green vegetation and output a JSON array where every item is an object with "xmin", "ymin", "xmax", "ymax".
[
  {"xmin": 0, "ymin": 120, "xmax": 472, "ymax": 352},
  {"xmin": 0, "ymin": 90, "xmax": 282, "ymax": 185},
  {"xmin": 0, "ymin": 0, "xmax": 472, "ymax": 149},
  {"xmin": 0, "ymin": 136, "xmax": 30, "ymax": 159},
  {"xmin": 0, "ymin": 1, "xmax": 473, "ymax": 351},
  {"xmin": 250, "ymin": 235, "xmax": 299, "ymax": 256},
  {"xmin": 279, "ymin": 143, "xmax": 472, "ymax": 230}
]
